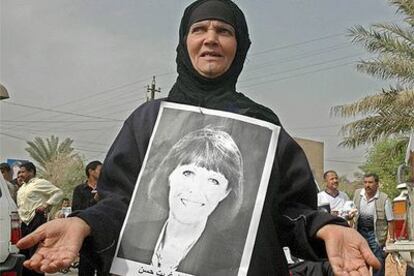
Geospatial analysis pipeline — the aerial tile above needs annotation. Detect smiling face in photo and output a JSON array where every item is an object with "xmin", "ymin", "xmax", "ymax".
[{"xmin": 168, "ymin": 163, "xmax": 230, "ymax": 224}]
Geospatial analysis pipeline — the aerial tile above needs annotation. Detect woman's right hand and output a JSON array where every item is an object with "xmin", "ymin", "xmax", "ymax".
[{"xmin": 17, "ymin": 217, "xmax": 91, "ymax": 274}]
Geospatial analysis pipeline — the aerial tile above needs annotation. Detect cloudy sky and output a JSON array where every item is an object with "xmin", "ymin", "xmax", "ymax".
[{"xmin": 0, "ymin": 0, "xmax": 402, "ymax": 179}]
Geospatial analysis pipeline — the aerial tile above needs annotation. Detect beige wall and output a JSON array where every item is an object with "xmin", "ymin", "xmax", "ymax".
[{"xmin": 294, "ymin": 137, "xmax": 324, "ymax": 187}]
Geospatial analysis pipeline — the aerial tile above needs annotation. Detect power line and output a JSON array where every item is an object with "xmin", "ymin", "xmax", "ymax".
[
  {"xmin": 1, "ymin": 37, "xmax": 359, "ymax": 126},
  {"xmin": 0, "ymin": 132, "xmax": 28, "ymax": 142},
  {"xmin": 247, "ymin": 18, "xmax": 402, "ymax": 57},
  {"xmin": 240, "ymin": 53, "xmax": 362, "ymax": 84},
  {"xmin": 85, "ymin": 95, "xmax": 146, "ymax": 118},
  {"xmin": 249, "ymin": 33, "xmax": 345, "ymax": 56},
  {"xmin": 239, "ymin": 61, "xmax": 354, "ymax": 89},
  {"xmin": 2, "ymin": 101, "xmax": 123, "ymax": 121},
  {"xmin": 6, "ymin": 72, "xmax": 174, "ymax": 124},
  {"xmin": 325, "ymin": 159, "xmax": 363, "ymax": 164},
  {"xmin": 73, "ymin": 146, "xmax": 107, "ymax": 154},
  {"xmin": 0, "ymin": 131, "xmax": 110, "ymax": 155},
  {"xmin": 246, "ymin": 43, "xmax": 350, "ymax": 73},
  {"xmin": 47, "ymin": 71, "xmax": 173, "ymax": 109},
  {"xmin": 289, "ymin": 124, "xmax": 342, "ymax": 130}
]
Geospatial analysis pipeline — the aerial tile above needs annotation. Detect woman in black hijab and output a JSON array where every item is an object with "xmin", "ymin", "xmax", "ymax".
[
  {"xmin": 168, "ymin": 0, "xmax": 281, "ymax": 125},
  {"xmin": 18, "ymin": 1, "xmax": 380, "ymax": 275}
]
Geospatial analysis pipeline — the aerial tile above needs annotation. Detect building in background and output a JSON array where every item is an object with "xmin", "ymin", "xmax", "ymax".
[{"xmin": 295, "ymin": 138, "xmax": 324, "ymax": 186}]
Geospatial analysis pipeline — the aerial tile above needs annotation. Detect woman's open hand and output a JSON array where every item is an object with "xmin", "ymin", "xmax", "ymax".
[
  {"xmin": 17, "ymin": 217, "xmax": 90, "ymax": 274},
  {"xmin": 316, "ymin": 224, "xmax": 381, "ymax": 275}
]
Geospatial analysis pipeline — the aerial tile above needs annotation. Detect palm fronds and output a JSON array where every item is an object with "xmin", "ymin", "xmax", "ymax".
[{"xmin": 335, "ymin": 0, "xmax": 414, "ymax": 147}]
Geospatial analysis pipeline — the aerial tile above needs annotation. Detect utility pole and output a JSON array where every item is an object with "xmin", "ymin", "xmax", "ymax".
[{"xmin": 146, "ymin": 76, "xmax": 161, "ymax": 102}]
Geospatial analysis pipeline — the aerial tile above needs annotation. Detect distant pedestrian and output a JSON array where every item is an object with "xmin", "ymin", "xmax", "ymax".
[
  {"xmin": 17, "ymin": 161, "xmax": 63, "ymax": 276},
  {"xmin": 353, "ymin": 173, "xmax": 395, "ymax": 276},
  {"xmin": 72, "ymin": 160, "xmax": 102, "ymax": 276},
  {"xmin": 317, "ymin": 170, "xmax": 349, "ymax": 215},
  {"xmin": 0, "ymin": 162, "xmax": 18, "ymax": 202}
]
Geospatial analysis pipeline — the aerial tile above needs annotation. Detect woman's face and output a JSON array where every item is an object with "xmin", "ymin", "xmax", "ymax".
[
  {"xmin": 168, "ymin": 163, "xmax": 230, "ymax": 224},
  {"xmin": 186, "ymin": 20, "xmax": 237, "ymax": 78}
]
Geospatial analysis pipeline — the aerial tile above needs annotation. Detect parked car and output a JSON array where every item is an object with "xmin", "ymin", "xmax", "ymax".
[{"xmin": 0, "ymin": 174, "xmax": 24, "ymax": 276}]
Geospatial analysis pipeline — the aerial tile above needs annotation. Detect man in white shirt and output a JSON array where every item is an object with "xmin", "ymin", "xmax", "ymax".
[
  {"xmin": 17, "ymin": 162, "xmax": 63, "ymax": 276},
  {"xmin": 353, "ymin": 173, "xmax": 394, "ymax": 276},
  {"xmin": 317, "ymin": 170, "xmax": 349, "ymax": 215}
]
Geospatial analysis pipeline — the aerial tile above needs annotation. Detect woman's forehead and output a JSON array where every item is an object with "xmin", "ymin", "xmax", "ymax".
[{"xmin": 190, "ymin": 19, "xmax": 234, "ymax": 29}]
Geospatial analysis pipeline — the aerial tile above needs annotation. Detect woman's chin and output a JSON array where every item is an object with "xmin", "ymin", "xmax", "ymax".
[{"xmin": 172, "ymin": 213, "xmax": 207, "ymax": 225}]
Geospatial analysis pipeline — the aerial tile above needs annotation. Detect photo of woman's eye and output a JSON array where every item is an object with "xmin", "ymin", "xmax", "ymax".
[{"xmin": 182, "ymin": 170, "xmax": 194, "ymax": 177}]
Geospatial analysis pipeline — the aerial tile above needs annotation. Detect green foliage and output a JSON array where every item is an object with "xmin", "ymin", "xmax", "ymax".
[
  {"xmin": 332, "ymin": 0, "xmax": 414, "ymax": 148},
  {"xmin": 359, "ymin": 138, "xmax": 407, "ymax": 198},
  {"xmin": 25, "ymin": 135, "xmax": 85, "ymax": 198},
  {"xmin": 41, "ymin": 154, "xmax": 85, "ymax": 198},
  {"xmin": 332, "ymin": 89, "xmax": 414, "ymax": 148},
  {"xmin": 25, "ymin": 135, "xmax": 76, "ymax": 175}
]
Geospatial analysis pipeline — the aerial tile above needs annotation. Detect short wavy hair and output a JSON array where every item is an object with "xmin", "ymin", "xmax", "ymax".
[{"xmin": 147, "ymin": 127, "xmax": 244, "ymax": 224}]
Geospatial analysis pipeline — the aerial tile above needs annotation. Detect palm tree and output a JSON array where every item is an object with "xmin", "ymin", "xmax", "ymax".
[
  {"xmin": 332, "ymin": 89, "xmax": 414, "ymax": 148},
  {"xmin": 332, "ymin": 0, "xmax": 414, "ymax": 148},
  {"xmin": 42, "ymin": 153, "xmax": 85, "ymax": 198},
  {"xmin": 25, "ymin": 135, "xmax": 76, "ymax": 173},
  {"xmin": 25, "ymin": 135, "xmax": 85, "ymax": 197}
]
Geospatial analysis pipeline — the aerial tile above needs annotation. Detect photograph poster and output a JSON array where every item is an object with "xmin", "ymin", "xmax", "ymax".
[{"xmin": 111, "ymin": 102, "xmax": 280, "ymax": 276}]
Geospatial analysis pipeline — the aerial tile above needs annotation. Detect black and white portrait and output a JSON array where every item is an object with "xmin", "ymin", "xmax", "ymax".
[{"xmin": 111, "ymin": 102, "xmax": 280, "ymax": 276}]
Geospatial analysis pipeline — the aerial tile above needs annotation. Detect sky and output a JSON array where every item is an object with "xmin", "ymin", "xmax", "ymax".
[{"xmin": 0, "ymin": 0, "xmax": 403, "ymax": 179}]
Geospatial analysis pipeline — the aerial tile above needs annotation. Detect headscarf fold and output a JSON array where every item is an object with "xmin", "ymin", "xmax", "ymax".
[{"xmin": 167, "ymin": 0, "xmax": 281, "ymax": 126}]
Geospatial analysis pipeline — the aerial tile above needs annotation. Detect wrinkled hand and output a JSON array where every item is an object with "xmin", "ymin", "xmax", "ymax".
[
  {"xmin": 316, "ymin": 224, "xmax": 381, "ymax": 275},
  {"xmin": 17, "ymin": 217, "xmax": 91, "ymax": 274}
]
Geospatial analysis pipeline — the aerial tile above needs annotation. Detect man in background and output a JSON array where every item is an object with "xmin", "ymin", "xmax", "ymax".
[
  {"xmin": 0, "ymin": 162, "xmax": 17, "ymax": 202},
  {"xmin": 353, "ymin": 173, "xmax": 395, "ymax": 276},
  {"xmin": 17, "ymin": 161, "xmax": 63, "ymax": 276},
  {"xmin": 317, "ymin": 170, "xmax": 350, "ymax": 214},
  {"xmin": 72, "ymin": 160, "xmax": 102, "ymax": 276}
]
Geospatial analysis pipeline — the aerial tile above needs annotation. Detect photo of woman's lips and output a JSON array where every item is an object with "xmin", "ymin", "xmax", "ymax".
[{"xmin": 180, "ymin": 196, "xmax": 206, "ymax": 207}]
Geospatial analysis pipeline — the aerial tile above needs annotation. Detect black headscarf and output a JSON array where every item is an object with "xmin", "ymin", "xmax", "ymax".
[{"xmin": 167, "ymin": 0, "xmax": 280, "ymax": 125}]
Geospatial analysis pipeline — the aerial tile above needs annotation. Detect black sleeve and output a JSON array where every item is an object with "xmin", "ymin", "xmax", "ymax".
[
  {"xmin": 71, "ymin": 185, "xmax": 83, "ymax": 212},
  {"xmin": 274, "ymin": 128, "xmax": 348, "ymax": 260},
  {"xmin": 73, "ymin": 101, "xmax": 160, "ymax": 272}
]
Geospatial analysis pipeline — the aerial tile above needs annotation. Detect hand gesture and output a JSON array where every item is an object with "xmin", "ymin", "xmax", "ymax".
[
  {"xmin": 17, "ymin": 217, "xmax": 91, "ymax": 274},
  {"xmin": 316, "ymin": 224, "xmax": 381, "ymax": 275}
]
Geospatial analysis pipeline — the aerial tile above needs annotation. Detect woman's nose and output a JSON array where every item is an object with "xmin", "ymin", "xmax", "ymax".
[
  {"xmin": 204, "ymin": 30, "xmax": 218, "ymax": 45},
  {"xmin": 187, "ymin": 180, "xmax": 206, "ymax": 193}
]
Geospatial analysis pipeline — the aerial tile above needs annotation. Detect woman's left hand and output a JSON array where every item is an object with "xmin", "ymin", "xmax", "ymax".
[{"xmin": 316, "ymin": 224, "xmax": 381, "ymax": 275}]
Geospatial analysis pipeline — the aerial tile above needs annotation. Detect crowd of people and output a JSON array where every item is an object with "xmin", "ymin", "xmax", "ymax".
[
  {"xmin": 0, "ymin": 160, "xmax": 103, "ymax": 276},
  {"xmin": 316, "ymin": 170, "xmax": 396, "ymax": 276},
  {"xmin": 0, "ymin": 159, "xmax": 404, "ymax": 276}
]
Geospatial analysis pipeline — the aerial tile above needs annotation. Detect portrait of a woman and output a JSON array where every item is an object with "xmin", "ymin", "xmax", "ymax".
[{"xmin": 118, "ymin": 126, "xmax": 245, "ymax": 275}]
